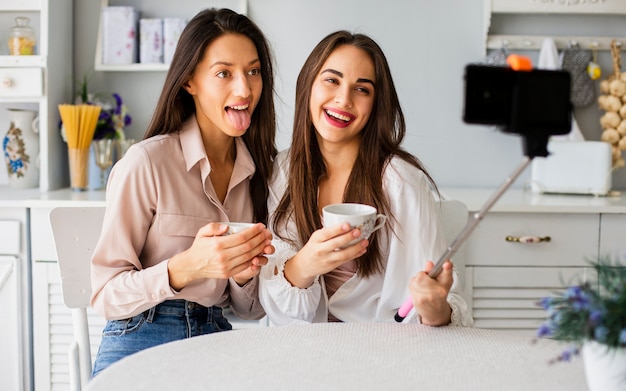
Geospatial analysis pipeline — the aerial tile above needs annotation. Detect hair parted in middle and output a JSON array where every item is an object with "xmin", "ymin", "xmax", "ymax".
[
  {"xmin": 144, "ymin": 8, "xmax": 277, "ymax": 224},
  {"xmin": 272, "ymin": 30, "xmax": 437, "ymax": 277}
]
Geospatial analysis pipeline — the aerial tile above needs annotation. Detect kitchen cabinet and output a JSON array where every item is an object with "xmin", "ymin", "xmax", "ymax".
[
  {"xmin": 94, "ymin": 0, "xmax": 247, "ymax": 72},
  {"xmin": 0, "ymin": 209, "xmax": 29, "ymax": 391},
  {"xmin": 0, "ymin": 0, "xmax": 73, "ymax": 191},
  {"xmin": 599, "ymin": 213, "xmax": 626, "ymax": 257},
  {"xmin": 464, "ymin": 212, "xmax": 597, "ymax": 334},
  {"xmin": 445, "ymin": 188, "xmax": 626, "ymax": 336}
]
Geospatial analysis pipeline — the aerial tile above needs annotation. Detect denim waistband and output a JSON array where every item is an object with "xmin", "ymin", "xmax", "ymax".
[{"xmin": 145, "ymin": 300, "xmax": 223, "ymax": 321}]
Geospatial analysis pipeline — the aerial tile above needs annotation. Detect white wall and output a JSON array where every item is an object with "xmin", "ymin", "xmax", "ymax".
[{"xmin": 73, "ymin": 0, "xmax": 626, "ymax": 189}]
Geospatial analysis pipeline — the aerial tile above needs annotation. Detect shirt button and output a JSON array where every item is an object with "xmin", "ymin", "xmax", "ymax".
[
  {"xmin": 160, "ymin": 290, "xmax": 166, "ymax": 296},
  {"xmin": 151, "ymin": 293, "xmax": 157, "ymax": 300}
]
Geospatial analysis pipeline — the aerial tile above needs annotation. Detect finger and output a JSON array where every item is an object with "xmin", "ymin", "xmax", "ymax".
[
  {"xmin": 423, "ymin": 260, "xmax": 435, "ymax": 273},
  {"xmin": 262, "ymin": 244, "xmax": 275, "ymax": 255},
  {"xmin": 230, "ymin": 260, "xmax": 254, "ymax": 277},
  {"xmin": 226, "ymin": 237, "xmax": 273, "ymax": 269},
  {"xmin": 326, "ymin": 238, "xmax": 368, "ymax": 262},
  {"xmin": 314, "ymin": 223, "xmax": 355, "ymax": 243},
  {"xmin": 252, "ymin": 256, "xmax": 269, "ymax": 267},
  {"xmin": 197, "ymin": 222, "xmax": 229, "ymax": 237},
  {"xmin": 437, "ymin": 261, "xmax": 454, "ymax": 288},
  {"xmin": 325, "ymin": 227, "xmax": 364, "ymax": 251},
  {"xmin": 220, "ymin": 223, "xmax": 268, "ymax": 249}
]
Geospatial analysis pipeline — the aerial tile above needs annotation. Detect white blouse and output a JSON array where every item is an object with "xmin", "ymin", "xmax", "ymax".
[{"xmin": 259, "ymin": 150, "xmax": 473, "ymax": 326}]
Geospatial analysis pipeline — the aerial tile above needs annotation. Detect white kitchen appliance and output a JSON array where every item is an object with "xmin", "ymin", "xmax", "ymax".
[{"xmin": 530, "ymin": 141, "xmax": 613, "ymax": 196}]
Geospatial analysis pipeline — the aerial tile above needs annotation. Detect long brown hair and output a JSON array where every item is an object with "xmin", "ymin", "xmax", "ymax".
[
  {"xmin": 272, "ymin": 30, "xmax": 436, "ymax": 277},
  {"xmin": 143, "ymin": 8, "xmax": 277, "ymax": 224}
]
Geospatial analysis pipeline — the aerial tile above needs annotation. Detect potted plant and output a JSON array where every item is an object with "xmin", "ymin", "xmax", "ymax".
[{"xmin": 536, "ymin": 256, "xmax": 626, "ymax": 391}]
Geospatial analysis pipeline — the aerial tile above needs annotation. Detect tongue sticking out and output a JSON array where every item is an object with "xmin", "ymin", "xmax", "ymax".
[{"xmin": 227, "ymin": 108, "xmax": 251, "ymax": 131}]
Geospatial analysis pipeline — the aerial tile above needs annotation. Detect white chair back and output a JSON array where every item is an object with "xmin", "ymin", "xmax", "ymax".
[
  {"xmin": 49, "ymin": 206, "xmax": 105, "ymax": 391},
  {"xmin": 437, "ymin": 200, "xmax": 469, "ymax": 294}
]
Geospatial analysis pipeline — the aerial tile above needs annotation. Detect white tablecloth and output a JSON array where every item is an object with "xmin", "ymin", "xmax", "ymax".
[{"xmin": 86, "ymin": 323, "xmax": 587, "ymax": 391}]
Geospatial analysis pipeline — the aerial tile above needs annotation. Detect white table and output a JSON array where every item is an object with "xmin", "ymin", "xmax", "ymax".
[{"xmin": 85, "ymin": 323, "xmax": 587, "ymax": 391}]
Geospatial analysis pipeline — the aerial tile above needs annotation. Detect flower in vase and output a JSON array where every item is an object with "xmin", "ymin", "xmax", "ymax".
[
  {"xmin": 59, "ymin": 74, "xmax": 132, "ymax": 142},
  {"xmin": 535, "ymin": 255, "xmax": 626, "ymax": 363},
  {"xmin": 93, "ymin": 93, "xmax": 132, "ymax": 141}
]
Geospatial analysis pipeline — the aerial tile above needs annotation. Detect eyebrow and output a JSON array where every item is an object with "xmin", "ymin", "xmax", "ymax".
[
  {"xmin": 321, "ymin": 68, "xmax": 374, "ymax": 86},
  {"xmin": 210, "ymin": 58, "xmax": 260, "ymax": 68}
]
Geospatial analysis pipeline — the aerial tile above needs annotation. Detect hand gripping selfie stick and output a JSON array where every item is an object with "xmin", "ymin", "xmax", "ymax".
[{"xmin": 395, "ymin": 56, "xmax": 572, "ymax": 322}]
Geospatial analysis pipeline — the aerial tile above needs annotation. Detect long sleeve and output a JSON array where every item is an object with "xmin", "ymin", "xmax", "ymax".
[
  {"xmin": 258, "ymin": 152, "xmax": 472, "ymax": 326},
  {"xmin": 91, "ymin": 122, "xmax": 262, "ymax": 321},
  {"xmin": 258, "ymin": 151, "xmax": 326, "ymax": 324},
  {"xmin": 90, "ymin": 142, "xmax": 177, "ymax": 320},
  {"xmin": 373, "ymin": 159, "xmax": 472, "ymax": 326}
]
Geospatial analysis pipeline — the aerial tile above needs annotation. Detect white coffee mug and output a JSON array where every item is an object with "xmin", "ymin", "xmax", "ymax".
[
  {"xmin": 322, "ymin": 203, "xmax": 388, "ymax": 247},
  {"xmin": 217, "ymin": 222, "xmax": 256, "ymax": 235}
]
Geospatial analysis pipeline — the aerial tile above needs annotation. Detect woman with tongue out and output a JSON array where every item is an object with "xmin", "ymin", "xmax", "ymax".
[
  {"xmin": 259, "ymin": 31, "xmax": 471, "ymax": 327},
  {"xmin": 90, "ymin": 8, "xmax": 277, "ymax": 375}
]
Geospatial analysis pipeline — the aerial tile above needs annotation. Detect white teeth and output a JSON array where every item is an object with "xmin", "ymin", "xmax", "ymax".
[
  {"xmin": 325, "ymin": 109, "xmax": 350, "ymax": 122},
  {"xmin": 229, "ymin": 104, "xmax": 249, "ymax": 110}
]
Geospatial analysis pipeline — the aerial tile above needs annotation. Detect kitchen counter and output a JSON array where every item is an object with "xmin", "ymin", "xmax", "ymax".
[
  {"xmin": 442, "ymin": 187, "xmax": 626, "ymax": 213},
  {"xmin": 2, "ymin": 186, "xmax": 626, "ymax": 213},
  {"xmin": 0, "ymin": 186, "xmax": 106, "ymax": 208},
  {"xmin": 0, "ymin": 186, "xmax": 626, "ymax": 213}
]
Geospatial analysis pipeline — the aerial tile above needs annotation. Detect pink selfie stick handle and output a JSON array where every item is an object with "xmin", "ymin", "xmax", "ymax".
[{"xmin": 394, "ymin": 157, "xmax": 532, "ymax": 323}]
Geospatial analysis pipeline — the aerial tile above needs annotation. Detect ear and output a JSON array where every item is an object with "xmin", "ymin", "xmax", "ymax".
[{"xmin": 182, "ymin": 80, "xmax": 194, "ymax": 95}]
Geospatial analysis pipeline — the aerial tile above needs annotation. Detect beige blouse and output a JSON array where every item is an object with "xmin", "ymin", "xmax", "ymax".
[{"xmin": 90, "ymin": 115, "xmax": 264, "ymax": 321}]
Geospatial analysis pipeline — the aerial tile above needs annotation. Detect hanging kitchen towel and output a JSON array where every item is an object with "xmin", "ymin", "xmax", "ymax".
[
  {"xmin": 560, "ymin": 45, "xmax": 594, "ymax": 107},
  {"xmin": 538, "ymin": 38, "xmax": 586, "ymax": 142},
  {"xmin": 538, "ymin": 38, "xmax": 559, "ymax": 70}
]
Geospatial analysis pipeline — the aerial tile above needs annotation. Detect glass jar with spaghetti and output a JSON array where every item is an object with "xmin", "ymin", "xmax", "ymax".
[{"xmin": 8, "ymin": 17, "xmax": 36, "ymax": 55}]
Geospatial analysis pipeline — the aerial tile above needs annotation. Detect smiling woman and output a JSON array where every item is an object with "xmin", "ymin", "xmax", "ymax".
[
  {"xmin": 88, "ymin": 7, "xmax": 277, "ymax": 376},
  {"xmin": 259, "ymin": 30, "xmax": 472, "ymax": 327}
]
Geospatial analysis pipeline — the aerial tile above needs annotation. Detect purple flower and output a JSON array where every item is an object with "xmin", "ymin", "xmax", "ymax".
[
  {"xmin": 559, "ymin": 346, "xmax": 579, "ymax": 362},
  {"xmin": 537, "ymin": 323, "xmax": 553, "ymax": 337},
  {"xmin": 589, "ymin": 309, "xmax": 604, "ymax": 326},
  {"xmin": 538, "ymin": 297, "xmax": 553, "ymax": 310}
]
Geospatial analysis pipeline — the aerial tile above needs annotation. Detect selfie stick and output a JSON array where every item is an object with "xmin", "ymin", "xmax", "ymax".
[
  {"xmin": 394, "ymin": 156, "xmax": 533, "ymax": 322},
  {"xmin": 394, "ymin": 57, "xmax": 571, "ymax": 322}
]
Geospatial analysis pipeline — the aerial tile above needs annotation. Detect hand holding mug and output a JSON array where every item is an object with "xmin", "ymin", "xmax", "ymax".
[
  {"xmin": 322, "ymin": 203, "xmax": 387, "ymax": 248},
  {"xmin": 283, "ymin": 204, "xmax": 387, "ymax": 289},
  {"xmin": 167, "ymin": 222, "xmax": 273, "ymax": 290}
]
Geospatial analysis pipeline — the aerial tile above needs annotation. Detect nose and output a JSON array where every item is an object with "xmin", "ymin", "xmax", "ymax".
[
  {"xmin": 233, "ymin": 72, "xmax": 252, "ymax": 98},
  {"xmin": 334, "ymin": 85, "xmax": 352, "ymax": 108}
]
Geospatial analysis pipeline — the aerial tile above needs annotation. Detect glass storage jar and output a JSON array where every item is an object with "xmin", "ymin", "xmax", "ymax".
[{"xmin": 8, "ymin": 17, "xmax": 36, "ymax": 55}]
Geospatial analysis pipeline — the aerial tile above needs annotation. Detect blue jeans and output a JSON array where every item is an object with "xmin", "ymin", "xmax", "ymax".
[{"xmin": 92, "ymin": 300, "xmax": 232, "ymax": 376}]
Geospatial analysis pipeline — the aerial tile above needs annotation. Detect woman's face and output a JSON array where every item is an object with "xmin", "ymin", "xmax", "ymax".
[
  {"xmin": 309, "ymin": 44, "xmax": 375, "ymax": 147},
  {"xmin": 185, "ymin": 33, "xmax": 262, "ymax": 138}
]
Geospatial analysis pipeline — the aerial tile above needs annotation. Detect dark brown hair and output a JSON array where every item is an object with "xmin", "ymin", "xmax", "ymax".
[
  {"xmin": 272, "ymin": 30, "xmax": 436, "ymax": 277},
  {"xmin": 144, "ymin": 8, "xmax": 277, "ymax": 224}
]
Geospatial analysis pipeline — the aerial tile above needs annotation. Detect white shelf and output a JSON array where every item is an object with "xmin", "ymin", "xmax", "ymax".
[
  {"xmin": 0, "ymin": 0, "xmax": 42, "ymax": 12},
  {"xmin": 487, "ymin": 35, "xmax": 626, "ymax": 51},
  {"xmin": 95, "ymin": 63, "xmax": 169, "ymax": 72},
  {"xmin": 484, "ymin": 0, "xmax": 626, "ymax": 52},
  {"xmin": 94, "ymin": 0, "xmax": 248, "ymax": 72},
  {"xmin": 491, "ymin": 0, "xmax": 626, "ymax": 14}
]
